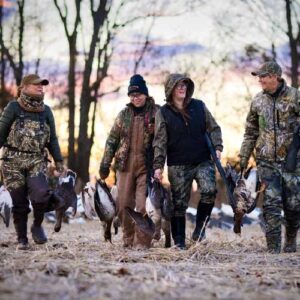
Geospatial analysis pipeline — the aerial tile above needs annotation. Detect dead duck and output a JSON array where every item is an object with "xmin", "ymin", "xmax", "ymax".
[
  {"xmin": 225, "ymin": 164, "xmax": 266, "ymax": 234},
  {"xmin": 54, "ymin": 170, "xmax": 77, "ymax": 232},
  {"xmin": 81, "ymin": 182, "xmax": 97, "ymax": 220},
  {"xmin": 146, "ymin": 180, "xmax": 172, "ymax": 247},
  {"xmin": 125, "ymin": 207, "xmax": 155, "ymax": 237},
  {"xmin": 81, "ymin": 180, "xmax": 117, "ymax": 242},
  {"xmin": 0, "ymin": 185, "xmax": 12, "ymax": 227}
]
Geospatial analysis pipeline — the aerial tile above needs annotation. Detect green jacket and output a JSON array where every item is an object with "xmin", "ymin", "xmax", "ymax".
[
  {"xmin": 101, "ymin": 98, "xmax": 159, "ymax": 171},
  {"xmin": 240, "ymin": 80, "xmax": 300, "ymax": 164},
  {"xmin": 0, "ymin": 100, "xmax": 63, "ymax": 162}
]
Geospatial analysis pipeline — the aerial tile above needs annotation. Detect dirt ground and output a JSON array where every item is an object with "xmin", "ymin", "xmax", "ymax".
[{"xmin": 0, "ymin": 217, "xmax": 299, "ymax": 300}]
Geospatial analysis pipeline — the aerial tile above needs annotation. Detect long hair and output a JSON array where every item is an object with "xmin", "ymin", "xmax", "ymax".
[{"xmin": 168, "ymin": 94, "xmax": 191, "ymax": 122}]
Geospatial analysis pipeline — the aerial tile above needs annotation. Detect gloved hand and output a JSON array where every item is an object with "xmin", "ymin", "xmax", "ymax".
[
  {"xmin": 239, "ymin": 156, "xmax": 248, "ymax": 171},
  {"xmin": 55, "ymin": 161, "xmax": 65, "ymax": 174},
  {"xmin": 99, "ymin": 165, "xmax": 110, "ymax": 180}
]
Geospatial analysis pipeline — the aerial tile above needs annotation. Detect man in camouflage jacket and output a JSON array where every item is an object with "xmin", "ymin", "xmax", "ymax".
[
  {"xmin": 240, "ymin": 61, "xmax": 300, "ymax": 253},
  {"xmin": 0, "ymin": 74, "xmax": 64, "ymax": 250},
  {"xmin": 100, "ymin": 75, "xmax": 159, "ymax": 249},
  {"xmin": 153, "ymin": 73, "xmax": 223, "ymax": 249}
]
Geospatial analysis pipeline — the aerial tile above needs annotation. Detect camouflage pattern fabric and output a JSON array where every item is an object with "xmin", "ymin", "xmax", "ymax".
[
  {"xmin": 251, "ymin": 61, "xmax": 282, "ymax": 77},
  {"xmin": 101, "ymin": 97, "xmax": 159, "ymax": 171},
  {"xmin": 0, "ymin": 101, "xmax": 63, "ymax": 162},
  {"xmin": 6, "ymin": 119, "xmax": 50, "ymax": 152},
  {"xmin": 168, "ymin": 161, "xmax": 216, "ymax": 217},
  {"xmin": 1, "ymin": 150, "xmax": 47, "ymax": 191},
  {"xmin": 240, "ymin": 80, "xmax": 300, "ymax": 164},
  {"xmin": 257, "ymin": 160, "xmax": 300, "ymax": 251}
]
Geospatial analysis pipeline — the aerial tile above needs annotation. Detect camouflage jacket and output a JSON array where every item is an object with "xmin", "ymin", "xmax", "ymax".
[
  {"xmin": 101, "ymin": 98, "xmax": 159, "ymax": 171},
  {"xmin": 153, "ymin": 99, "xmax": 223, "ymax": 170},
  {"xmin": 240, "ymin": 80, "xmax": 300, "ymax": 164},
  {"xmin": 0, "ymin": 100, "xmax": 63, "ymax": 162}
]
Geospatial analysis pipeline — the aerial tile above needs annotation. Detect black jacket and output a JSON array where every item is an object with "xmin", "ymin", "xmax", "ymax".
[{"xmin": 160, "ymin": 99, "xmax": 211, "ymax": 166}]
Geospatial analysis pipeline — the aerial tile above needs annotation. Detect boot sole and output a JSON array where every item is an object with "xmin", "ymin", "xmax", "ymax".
[{"xmin": 33, "ymin": 239, "xmax": 47, "ymax": 244}]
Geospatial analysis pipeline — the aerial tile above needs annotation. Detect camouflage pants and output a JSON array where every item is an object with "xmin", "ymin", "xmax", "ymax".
[
  {"xmin": 168, "ymin": 160, "xmax": 217, "ymax": 217},
  {"xmin": 1, "ymin": 150, "xmax": 47, "ymax": 191},
  {"xmin": 257, "ymin": 160, "xmax": 300, "ymax": 245},
  {"xmin": 1, "ymin": 150, "xmax": 49, "ymax": 215}
]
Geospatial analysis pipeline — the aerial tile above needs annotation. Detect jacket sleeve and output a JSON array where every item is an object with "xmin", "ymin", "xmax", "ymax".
[
  {"xmin": 46, "ymin": 106, "xmax": 63, "ymax": 162},
  {"xmin": 204, "ymin": 104, "xmax": 223, "ymax": 152},
  {"xmin": 153, "ymin": 109, "xmax": 167, "ymax": 170},
  {"xmin": 0, "ymin": 101, "xmax": 17, "ymax": 148},
  {"xmin": 100, "ymin": 111, "xmax": 122, "ymax": 169},
  {"xmin": 296, "ymin": 89, "xmax": 300, "ymax": 123},
  {"xmin": 239, "ymin": 101, "xmax": 259, "ymax": 162}
]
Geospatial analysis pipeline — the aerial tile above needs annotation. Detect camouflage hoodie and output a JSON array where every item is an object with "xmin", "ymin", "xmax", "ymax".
[
  {"xmin": 240, "ymin": 80, "xmax": 300, "ymax": 164},
  {"xmin": 101, "ymin": 97, "xmax": 159, "ymax": 171},
  {"xmin": 153, "ymin": 74, "xmax": 223, "ymax": 170}
]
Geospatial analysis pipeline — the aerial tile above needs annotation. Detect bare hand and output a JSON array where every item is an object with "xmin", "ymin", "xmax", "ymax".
[
  {"xmin": 216, "ymin": 150, "xmax": 222, "ymax": 160},
  {"xmin": 153, "ymin": 169, "xmax": 163, "ymax": 182}
]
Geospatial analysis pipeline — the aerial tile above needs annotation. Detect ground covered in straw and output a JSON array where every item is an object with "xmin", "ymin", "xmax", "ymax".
[{"xmin": 0, "ymin": 218, "xmax": 299, "ymax": 300}]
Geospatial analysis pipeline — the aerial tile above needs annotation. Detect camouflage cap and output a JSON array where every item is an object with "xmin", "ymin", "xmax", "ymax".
[
  {"xmin": 20, "ymin": 74, "xmax": 49, "ymax": 86},
  {"xmin": 251, "ymin": 61, "xmax": 282, "ymax": 77}
]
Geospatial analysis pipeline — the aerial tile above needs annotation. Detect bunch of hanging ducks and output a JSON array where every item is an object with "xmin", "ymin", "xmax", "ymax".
[
  {"xmin": 126, "ymin": 179, "xmax": 173, "ymax": 248},
  {"xmin": 82, "ymin": 177, "xmax": 174, "ymax": 247}
]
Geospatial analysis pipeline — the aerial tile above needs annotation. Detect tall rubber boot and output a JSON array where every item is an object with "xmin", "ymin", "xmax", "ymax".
[
  {"xmin": 192, "ymin": 202, "xmax": 214, "ymax": 242},
  {"xmin": 10, "ymin": 186, "xmax": 30, "ymax": 250},
  {"xmin": 171, "ymin": 216, "xmax": 186, "ymax": 249},
  {"xmin": 13, "ymin": 214, "xmax": 29, "ymax": 250},
  {"xmin": 266, "ymin": 233, "xmax": 281, "ymax": 254},
  {"xmin": 283, "ymin": 211, "xmax": 299, "ymax": 253},
  {"xmin": 31, "ymin": 203, "xmax": 47, "ymax": 244},
  {"xmin": 283, "ymin": 225, "xmax": 298, "ymax": 253}
]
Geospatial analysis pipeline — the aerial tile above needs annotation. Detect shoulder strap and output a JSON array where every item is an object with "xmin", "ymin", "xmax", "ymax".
[
  {"xmin": 16, "ymin": 102, "xmax": 45, "ymax": 131},
  {"xmin": 16, "ymin": 102, "xmax": 25, "ymax": 129},
  {"xmin": 39, "ymin": 110, "xmax": 45, "ymax": 131}
]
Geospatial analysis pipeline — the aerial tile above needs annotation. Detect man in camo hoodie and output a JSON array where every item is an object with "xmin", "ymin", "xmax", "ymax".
[{"xmin": 240, "ymin": 61, "xmax": 300, "ymax": 253}]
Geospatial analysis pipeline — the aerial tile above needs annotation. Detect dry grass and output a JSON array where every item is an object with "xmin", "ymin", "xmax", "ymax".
[{"xmin": 0, "ymin": 217, "xmax": 299, "ymax": 300}]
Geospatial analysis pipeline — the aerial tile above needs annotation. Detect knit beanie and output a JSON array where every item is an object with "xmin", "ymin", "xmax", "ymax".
[{"xmin": 128, "ymin": 74, "xmax": 149, "ymax": 96}]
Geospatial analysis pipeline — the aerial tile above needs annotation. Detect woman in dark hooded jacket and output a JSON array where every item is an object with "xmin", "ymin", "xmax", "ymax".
[{"xmin": 153, "ymin": 73, "xmax": 223, "ymax": 249}]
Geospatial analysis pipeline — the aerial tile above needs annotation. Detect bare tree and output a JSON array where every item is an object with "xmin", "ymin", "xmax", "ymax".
[
  {"xmin": 243, "ymin": 0, "xmax": 300, "ymax": 87},
  {"xmin": 0, "ymin": 0, "xmax": 25, "ymax": 85},
  {"xmin": 53, "ymin": 0, "xmax": 82, "ymax": 170},
  {"xmin": 285, "ymin": 0, "xmax": 300, "ymax": 88}
]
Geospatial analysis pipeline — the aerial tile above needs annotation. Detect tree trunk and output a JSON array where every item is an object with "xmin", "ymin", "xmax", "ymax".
[
  {"xmin": 76, "ymin": 1, "xmax": 109, "ymax": 183},
  {"xmin": 285, "ymin": 0, "xmax": 299, "ymax": 88},
  {"xmin": 67, "ymin": 38, "xmax": 77, "ymax": 170}
]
